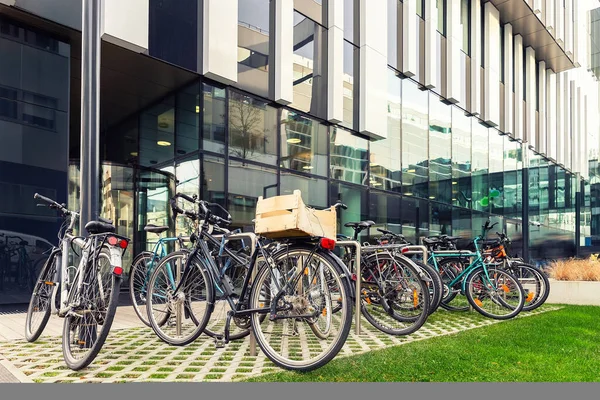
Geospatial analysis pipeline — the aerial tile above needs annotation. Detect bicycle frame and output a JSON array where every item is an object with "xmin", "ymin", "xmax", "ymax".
[{"xmin": 428, "ymin": 237, "xmax": 499, "ymax": 293}]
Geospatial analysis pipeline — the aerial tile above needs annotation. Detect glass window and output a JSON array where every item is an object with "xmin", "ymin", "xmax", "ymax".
[
  {"xmin": 342, "ymin": 41, "xmax": 357, "ymax": 130},
  {"xmin": 452, "ymin": 207, "xmax": 472, "ymax": 239},
  {"xmin": 280, "ymin": 173, "xmax": 327, "ymax": 208},
  {"xmin": 471, "ymin": 121, "xmax": 489, "ymax": 212},
  {"xmin": 528, "ymin": 150, "xmax": 540, "ymax": 224},
  {"xmin": 201, "ymin": 154, "xmax": 226, "ymax": 206},
  {"xmin": 148, "ymin": 0, "xmax": 197, "ymax": 71},
  {"xmin": 291, "ymin": 12, "xmax": 326, "ymax": 118},
  {"xmin": 428, "ymin": 93, "xmax": 452, "ymax": 204},
  {"xmin": 228, "ymin": 91, "xmax": 278, "ymax": 165},
  {"xmin": 344, "ymin": 0, "xmax": 355, "ymax": 43},
  {"xmin": 452, "ymin": 107, "xmax": 471, "ymax": 208},
  {"xmin": 430, "ymin": 203, "xmax": 452, "ymax": 236},
  {"xmin": 330, "ymin": 182, "xmax": 368, "ymax": 239},
  {"xmin": 369, "ymin": 191, "xmax": 402, "ymax": 235},
  {"xmin": 227, "ymin": 160, "xmax": 277, "ymax": 228},
  {"xmin": 237, "ymin": 0, "xmax": 270, "ymax": 97},
  {"xmin": 280, "ymin": 109, "xmax": 328, "ymax": 176},
  {"xmin": 488, "ymin": 130, "xmax": 504, "ymax": 214},
  {"xmin": 436, "ymin": 0, "xmax": 446, "ymax": 36},
  {"xmin": 402, "ymin": 79, "xmax": 429, "ymax": 199},
  {"xmin": 401, "ymin": 197, "xmax": 429, "ymax": 244},
  {"xmin": 176, "ymin": 81, "xmax": 200, "ymax": 156},
  {"xmin": 139, "ymin": 97, "xmax": 176, "ymax": 167},
  {"xmin": 175, "ymin": 157, "xmax": 200, "ymax": 236},
  {"xmin": 387, "ymin": 0, "xmax": 399, "ymax": 69},
  {"xmin": 370, "ymin": 69, "xmax": 402, "ymax": 191},
  {"xmin": 202, "ymin": 83, "xmax": 226, "ymax": 153},
  {"xmin": 460, "ymin": 0, "xmax": 470, "ymax": 54},
  {"xmin": 330, "ymin": 127, "xmax": 368, "ymax": 185}
]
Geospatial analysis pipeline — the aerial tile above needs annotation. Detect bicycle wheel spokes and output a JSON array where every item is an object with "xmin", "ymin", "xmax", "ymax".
[
  {"xmin": 129, "ymin": 253, "xmax": 155, "ymax": 326},
  {"xmin": 466, "ymin": 267, "xmax": 524, "ymax": 320},
  {"xmin": 146, "ymin": 251, "xmax": 212, "ymax": 346},
  {"xmin": 361, "ymin": 254, "xmax": 429, "ymax": 336},
  {"xmin": 250, "ymin": 249, "xmax": 351, "ymax": 371},
  {"xmin": 25, "ymin": 255, "xmax": 57, "ymax": 342}
]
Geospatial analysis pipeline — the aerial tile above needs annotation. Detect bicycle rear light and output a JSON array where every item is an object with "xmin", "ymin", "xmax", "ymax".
[
  {"xmin": 400, "ymin": 247, "xmax": 410, "ymax": 254},
  {"xmin": 107, "ymin": 236, "xmax": 118, "ymax": 246},
  {"xmin": 113, "ymin": 266, "xmax": 123, "ymax": 276},
  {"xmin": 320, "ymin": 237, "xmax": 336, "ymax": 250},
  {"xmin": 118, "ymin": 239, "xmax": 129, "ymax": 249}
]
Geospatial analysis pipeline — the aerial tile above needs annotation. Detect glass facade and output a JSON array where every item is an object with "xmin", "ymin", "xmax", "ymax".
[{"xmin": 0, "ymin": 17, "xmax": 70, "ymax": 304}]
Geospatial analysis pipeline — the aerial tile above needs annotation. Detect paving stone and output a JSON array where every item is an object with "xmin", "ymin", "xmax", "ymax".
[{"xmin": 0, "ymin": 306, "xmax": 561, "ymax": 382}]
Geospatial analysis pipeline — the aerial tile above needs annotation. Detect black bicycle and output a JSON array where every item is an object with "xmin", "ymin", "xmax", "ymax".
[{"xmin": 145, "ymin": 193, "xmax": 354, "ymax": 372}]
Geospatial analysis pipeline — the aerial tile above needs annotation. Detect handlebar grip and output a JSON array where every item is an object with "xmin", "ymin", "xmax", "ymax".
[{"xmin": 34, "ymin": 193, "xmax": 55, "ymax": 205}]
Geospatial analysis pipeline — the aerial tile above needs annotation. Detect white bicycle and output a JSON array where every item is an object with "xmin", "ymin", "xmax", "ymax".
[{"xmin": 24, "ymin": 193, "xmax": 129, "ymax": 370}]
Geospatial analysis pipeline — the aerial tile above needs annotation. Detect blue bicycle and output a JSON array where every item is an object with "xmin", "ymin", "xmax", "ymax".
[{"xmin": 129, "ymin": 225, "xmax": 189, "ymax": 327}]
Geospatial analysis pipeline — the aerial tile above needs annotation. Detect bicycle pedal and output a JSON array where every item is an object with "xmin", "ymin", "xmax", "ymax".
[{"xmin": 214, "ymin": 338, "xmax": 225, "ymax": 348}]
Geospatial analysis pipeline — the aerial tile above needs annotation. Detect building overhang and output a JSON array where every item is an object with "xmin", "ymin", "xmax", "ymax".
[
  {"xmin": 0, "ymin": 4, "xmax": 199, "ymax": 135},
  {"xmin": 484, "ymin": 0, "xmax": 576, "ymax": 73}
]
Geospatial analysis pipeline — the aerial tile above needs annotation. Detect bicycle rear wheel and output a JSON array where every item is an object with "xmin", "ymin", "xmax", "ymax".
[
  {"xmin": 503, "ymin": 262, "xmax": 550, "ymax": 312},
  {"xmin": 437, "ymin": 258, "xmax": 470, "ymax": 312},
  {"xmin": 249, "ymin": 245, "xmax": 352, "ymax": 372},
  {"xmin": 412, "ymin": 260, "xmax": 443, "ymax": 315},
  {"xmin": 360, "ymin": 253, "xmax": 430, "ymax": 336},
  {"xmin": 464, "ymin": 267, "xmax": 525, "ymax": 320},
  {"xmin": 25, "ymin": 252, "xmax": 59, "ymax": 342},
  {"xmin": 62, "ymin": 248, "xmax": 121, "ymax": 370}
]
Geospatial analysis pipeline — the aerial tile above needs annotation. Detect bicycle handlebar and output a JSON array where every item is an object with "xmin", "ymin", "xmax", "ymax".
[
  {"xmin": 34, "ymin": 193, "xmax": 75, "ymax": 217},
  {"xmin": 170, "ymin": 194, "xmax": 233, "ymax": 227}
]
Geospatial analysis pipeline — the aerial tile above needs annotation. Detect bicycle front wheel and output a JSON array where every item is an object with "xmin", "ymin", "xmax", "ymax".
[
  {"xmin": 503, "ymin": 262, "xmax": 550, "ymax": 312},
  {"xmin": 62, "ymin": 248, "xmax": 121, "ymax": 370},
  {"xmin": 25, "ymin": 251, "xmax": 58, "ymax": 342},
  {"xmin": 249, "ymin": 245, "xmax": 352, "ymax": 372},
  {"xmin": 465, "ymin": 267, "xmax": 525, "ymax": 320},
  {"xmin": 146, "ymin": 250, "xmax": 213, "ymax": 346}
]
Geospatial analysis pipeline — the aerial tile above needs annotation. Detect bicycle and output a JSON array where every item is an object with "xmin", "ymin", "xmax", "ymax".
[
  {"xmin": 145, "ymin": 193, "xmax": 354, "ymax": 371},
  {"xmin": 373, "ymin": 228, "xmax": 444, "ymax": 316},
  {"xmin": 426, "ymin": 225, "xmax": 526, "ymax": 320},
  {"xmin": 129, "ymin": 225, "xmax": 189, "ymax": 326},
  {"xmin": 25, "ymin": 193, "xmax": 130, "ymax": 370},
  {"xmin": 336, "ymin": 221, "xmax": 431, "ymax": 336},
  {"xmin": 480, "ymin": 231, "xmax": 550, "ymax": 312}
]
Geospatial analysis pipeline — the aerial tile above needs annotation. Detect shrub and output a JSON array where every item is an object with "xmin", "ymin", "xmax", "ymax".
[{"xmin": 548, "ymin": 258, "xmax": 600, "ymax": 281}]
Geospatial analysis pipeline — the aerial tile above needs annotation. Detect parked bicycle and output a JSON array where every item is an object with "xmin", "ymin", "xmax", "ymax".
[
  {"xmin": 336, "ymin": 221, "xmax": 432, "ymax": 336},
  {"xmin": 145, "ymin": 193, "xmax": 353, "ymax": 371},
  {"xmin": 24, "ymin": 193, "xmax": 130, "ymax": 370}
]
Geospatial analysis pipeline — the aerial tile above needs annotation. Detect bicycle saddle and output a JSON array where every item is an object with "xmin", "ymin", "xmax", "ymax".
[
  {"xmin": 344, "ymin": 220, "xmax": 375, "ymax": 229},
  {"xmin": 85, "ymin": 220, "xmax": 116, "ymax": 235},
  {"xmin": 439, "ymin": 235, "xmax": 460, "ymax": 241},
  {"xmin": 144, "ymin": 224, "xmax": 169, "ymax": 234}
]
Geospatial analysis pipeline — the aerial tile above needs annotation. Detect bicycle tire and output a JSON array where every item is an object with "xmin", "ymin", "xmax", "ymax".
[
  {"xmin": 412, "ymin": 260, "xmax": 443, "ymax": 315},
  {"xmin": 504, "ymin": 262, "xmax": 550, "ymax": 312},
  {"xmin": 464, "ymin": 266, "xmax": 525, "ymax": 320},
  {"xmin": 129, "ymin": 251, "xmax": 158, "ymax": 327},
  {"xmin": 360, "ymin": 253, "xmax": 430, "ymax": 336},
  {"xmin": 62, "ymin": 248, "xmax": 121, "ymax": 370},
  {"xmin": 249, "ymin": 244, "xmax": 352, "ymax": 372},
  {"xmin": 146, "ymin": 250, "xmax": 214, "ymax": 346},
  {"xmin": 25, "ymin": 251, "xmax": 59, "ymax": 342}
]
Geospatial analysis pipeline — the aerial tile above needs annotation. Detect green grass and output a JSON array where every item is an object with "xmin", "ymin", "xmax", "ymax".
[{"xmin": 245, "ymin": 306, "xmax": 600, "ymax": 382}]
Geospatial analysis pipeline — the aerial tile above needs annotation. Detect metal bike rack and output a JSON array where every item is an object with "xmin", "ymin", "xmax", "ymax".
[
  {"xmin": 401, "ymin": 245, "xmax": 429, "ymax": 262},
  {"xmin": 335, "ymin": 240, "xmax": 362, "ymax": 335}
]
